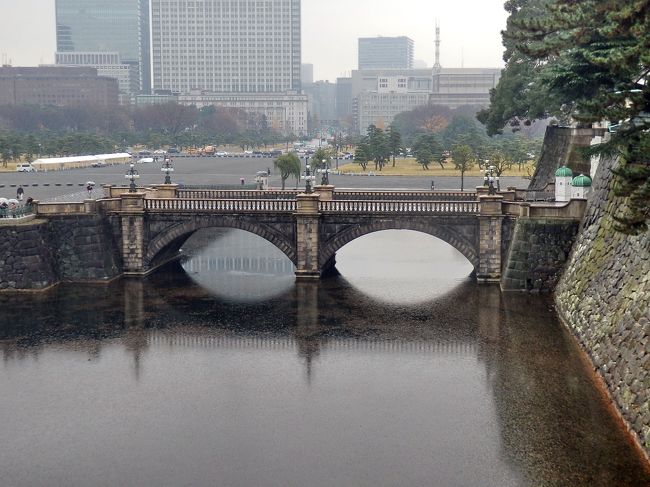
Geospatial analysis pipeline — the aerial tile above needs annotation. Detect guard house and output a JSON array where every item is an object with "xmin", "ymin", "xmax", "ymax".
[
  {"xmin": 571, "ymin": 174, "xmax": 592, "ymax": 199},
  {"xmin": 555, "ymin": 166, "xmax": 574, "ymax": 202}
]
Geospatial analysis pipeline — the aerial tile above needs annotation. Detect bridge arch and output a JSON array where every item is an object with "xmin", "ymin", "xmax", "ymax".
[
  {"xmin": 144, "ymin": 217, "xmax": 297, "ymax": 271},
  {"xmin": 319, "ymin": 220, "xmax": 479, "ymax": 271}
]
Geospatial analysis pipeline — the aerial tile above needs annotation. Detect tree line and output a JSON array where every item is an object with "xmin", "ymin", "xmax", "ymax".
[
  {"xmin": 0, "ymin": 102, "xmax": 299, "ymax": 165},
  {"xmin": 352, "ymin": 115, "xmax": 541, "ymax": 190}
]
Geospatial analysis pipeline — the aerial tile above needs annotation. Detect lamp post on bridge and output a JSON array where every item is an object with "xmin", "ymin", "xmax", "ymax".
[
  {"xmin": 161, "ymin": 157, "xmax": 174, "ymax": 184},
  {"xmin": 125, "ymin": 163, "xmax": 140, "ymax": 192},
  {"xmin": 301, "ymin": 156, "xmax": 316, "ymax": 193},
  {"xmin": 484, "ymin": 164, "xmax": 498, "ymax": 195},
  {"xmin": 318, "ymin": 158, "xmax": 331, "ymax": 185}
]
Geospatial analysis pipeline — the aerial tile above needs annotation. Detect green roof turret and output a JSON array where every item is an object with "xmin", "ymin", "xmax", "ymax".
[
  {"xmin": 555, "ymin": 166, "xmax": 573, "ymax": 177},
  {"xmin": 571, "ymin": 174, "xmax": 592, "ymax": 187}
]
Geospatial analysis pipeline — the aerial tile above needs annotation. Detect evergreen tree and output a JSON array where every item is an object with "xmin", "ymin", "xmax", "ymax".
[
  {"xmin": 387, "ymin": 124, "xmax": 403, "ymax": 167},
  {"xmin": 480, "ymin": 0, "xmax": 650, "ymax": 234}
]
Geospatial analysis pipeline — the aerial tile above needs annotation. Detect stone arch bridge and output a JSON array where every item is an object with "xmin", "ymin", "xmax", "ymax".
[{"xmin": 33, "ymin": 184, "xmax": 587, "ymax": 285}]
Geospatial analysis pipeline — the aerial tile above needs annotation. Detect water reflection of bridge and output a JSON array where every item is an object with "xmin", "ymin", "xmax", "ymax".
[
  {"xmin": 146, "ymin": 331, "xmax": 477, "ymax": 355},
  {"xmin": 183, "ymin": 255, "xmax": 295, "ymax": 275}
]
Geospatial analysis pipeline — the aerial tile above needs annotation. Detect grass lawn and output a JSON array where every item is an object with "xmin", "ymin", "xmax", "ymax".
[{"xmin": 337, "ymin": 158, "xmax": 535, "ymax": 177}]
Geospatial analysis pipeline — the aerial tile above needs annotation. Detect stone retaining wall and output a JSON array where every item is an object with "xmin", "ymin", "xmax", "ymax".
[
  {"xmin": 0, "ymin": 220, "xmax": 57, "ymax": 290},
  {"xmin": 0, "ymin": 216, "xmax": 122, "ymax": 290},
  {"xmin": 555, "ymin": 156, "xmax": 650, "ymax": 455},
  {"xmin": 48, "ymin": 215, "xmax": 122, "ymax": 282},
  {"xmin": 501, "ymin": 218, "xmax": 580, "ymax": 291}
]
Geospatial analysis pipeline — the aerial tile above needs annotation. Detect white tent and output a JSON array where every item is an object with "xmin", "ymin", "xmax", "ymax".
[{"xmin": 31, "ymin": 153, "xmax": 131, "ymax": 171}]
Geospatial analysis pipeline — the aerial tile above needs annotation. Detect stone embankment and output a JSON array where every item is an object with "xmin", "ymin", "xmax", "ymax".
[
  {"xmin": 501, "ymin": 218, "xmax": 580, "ymax": 291},
  {"xmin": 555, "ymin": 156, "xmax": 650, "ymax": 455},
  {"xmin": 0, "ymin": 215, "xmax": 121, "ymax": 290}
]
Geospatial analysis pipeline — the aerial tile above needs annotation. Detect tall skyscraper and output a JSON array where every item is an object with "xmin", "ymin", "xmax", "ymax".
[
  {"xmin": 150, "ymin": 0, "xmax": 301, "ymax": 94},
  {"xmin": 55, "ymin": 0, "xmax": 150, "ymax": 94},
  {"xmin": 358, "ymin": 37, "xmax": 414, "ymax": 70}
]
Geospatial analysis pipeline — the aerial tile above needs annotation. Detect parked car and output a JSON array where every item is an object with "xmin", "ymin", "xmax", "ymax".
[
  {"xmin": 167, "ymin": 147, "xmax": 180, "ymax": 154},
  {"xmin": 91, "ymin": 161, "xmax": 107, "ymax": 167},
  {"xmin": 138, "ymin": 149, "xmax": 152, "ymax": 156},
  {"xmin": 216, "ymin": 151, "xmax": 229, "ymax": 157},
  {"xmin": 16, "ymin": 163, "xmax": 37, "ymax": 172},
  {"xmin": 137, "ymin": 157, "xmax": 154, "ymax": 164}
]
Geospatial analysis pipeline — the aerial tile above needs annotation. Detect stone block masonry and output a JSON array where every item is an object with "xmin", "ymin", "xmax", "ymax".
[
  {"xmin": 0, "ymin": 216, "xmax": 122, "ymax": 290},
  {"xmin": 48, "ymin": 215, "xmax": 122, "ymax": 281},
  {"xmin": 501, "ymin": 218, "xmax": 580, "ymax": 292},
  {"xmin": 555, "ymin": 156, "xmax": 650, "ymax": 456},
  {"xmin": 0, "ymin": 221, "xmax": 57, "ymax": 290}
]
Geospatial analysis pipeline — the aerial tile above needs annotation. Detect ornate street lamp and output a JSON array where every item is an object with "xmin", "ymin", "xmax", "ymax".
[
  {"xmin": 161, "ymin": 157, "xmax": 174, "ymax": 184},
  {"xmin": 301, "ymin": 156, "xmax": 316, "ymax": 193},
  {"xmin": 319, "ymin": 158, "xmax": 330, "ymax": 185},
  {"xmin": 125, "ymin": 163, "xmax": 140, "ymax": 193},
  {"xmin": 487, "ymin": 165, "xmax": 497, "ymax": 195}
]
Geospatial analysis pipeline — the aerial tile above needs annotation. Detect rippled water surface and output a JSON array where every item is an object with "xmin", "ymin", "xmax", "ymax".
[{"xmin": 0, "ymin": 229, "xmax": 648, "ymax": 487}]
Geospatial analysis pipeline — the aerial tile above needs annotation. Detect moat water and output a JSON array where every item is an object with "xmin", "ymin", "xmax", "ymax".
[{"xmin": 0, "ymin": 229, "xmax": 648, "ymax": 486}]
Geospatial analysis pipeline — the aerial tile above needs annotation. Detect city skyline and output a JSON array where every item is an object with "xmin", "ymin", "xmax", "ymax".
[{"xmin": 1, "ymin": 0, "xmax": 508, "ymax": 84}]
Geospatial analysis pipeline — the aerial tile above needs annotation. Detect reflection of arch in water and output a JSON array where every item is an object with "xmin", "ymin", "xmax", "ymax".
[
  {"xmin": 180, "ymin": 229, "xmax": 296, "ymax": 301},
  {"xmin": 144, "ymin": 217, "xmax": 296, "ymax": 270},
  {"xmin": 319, "ymin": 220, "xmax": 478, "ymax": 272}
]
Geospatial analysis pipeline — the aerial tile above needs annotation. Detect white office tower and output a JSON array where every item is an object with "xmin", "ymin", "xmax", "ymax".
[{"xmin": 150, "ymin": 0, "xmax": 301, "ymax": 94}]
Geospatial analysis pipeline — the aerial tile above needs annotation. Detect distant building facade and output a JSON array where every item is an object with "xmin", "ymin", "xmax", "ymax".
[
  {"xmin": 55, "ymin": 0, "xmax": 150, "ymax": 93},
  {"xmin": 0, "ymin": 66, "xmax": 119, "ymax": 107},
  {"xmin": 352, "ymin": 67, "xmax": 502, "ymax": 133},
  {"xmin": 178, "ymin": 91, "xmax": 308, "ymax": 136},
  {"xmin": 303, "ymin": 81, "xmax": 337, "ymax": 128},
  {"xmin": 149, "ymin": 0, "xmax": 301, "ymax": 135},
  {"xmin": 150, "ymin": 0, "xmax": 301, "ymax": 94},
  {"xmin": 429, "ymin": 68, "xmax": 502, "ymax": 108},
  {"xmin": 301, "ymin": 64, "xmax": 314, "ymax": 85},
  {"xmin": 335, "ymin": 77, "xmax": 353, "ymax": 122},
  {"xmin": 358, "ymin": 37, "xmax": 414, "ymax": 70},
  {"xmin": 55, "ymin": 52, "xmax": 135, "ymax": 99}
]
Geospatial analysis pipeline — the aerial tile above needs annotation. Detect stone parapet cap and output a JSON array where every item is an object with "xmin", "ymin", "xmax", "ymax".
[
  {"xmin": 296, "ymin": 193, "xmax": 320, "ymax": 214},
  {"xmin": 313, "ymin": 184, "xmax": 334, "ymax": 201},
  {"xmin": 150, "ymin": 184, "xmax": 179, "ymax": 199},
  {"xmin": 479, "ymin": 195, "xmax": 503, "ymax": 216},
  {"xmin": 119, "ymin": 192, "xmax": 147, "ymax": 213}
]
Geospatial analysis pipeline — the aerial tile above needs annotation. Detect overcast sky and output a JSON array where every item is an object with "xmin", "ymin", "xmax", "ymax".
[{"xmin": 0, "ymin": 0, "xmax": 508, "ymax": 81}]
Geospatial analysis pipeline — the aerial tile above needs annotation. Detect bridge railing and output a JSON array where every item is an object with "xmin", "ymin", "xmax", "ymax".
[
  {"xmin": 145, "ymin": 198, "xmax": 297, "ymax": 213},
  {"xmin": 175, "ymin": 188, "xmax": 476, "ymax": 201},
  {"xmin": 333, "ymin": 190, "xmax": 477, "ymax": 201},
  {"xmin": 177, "ymin": 189, "xmax": 299, "ymax": 199},
  {"xmin": 319, "ymin": 200, "xmax": 479, "ymax": 214}
]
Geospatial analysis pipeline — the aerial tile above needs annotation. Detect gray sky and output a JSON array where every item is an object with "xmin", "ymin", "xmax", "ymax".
[{"xmin": 0, "ymin": 0, "xmax": 507, "ymax": 81}]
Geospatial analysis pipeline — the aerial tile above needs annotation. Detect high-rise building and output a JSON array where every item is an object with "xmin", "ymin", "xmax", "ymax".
[
  {"xmin": 55, "ymin": 0, "xmax": 150, "ymax": 94},
  {"xmin": 358, "ymin": 37, "xmax": 414, "ymax": 70},
  {"xmin": 150, "ymin": 0, "xmax": 301, "ymax": 94}
]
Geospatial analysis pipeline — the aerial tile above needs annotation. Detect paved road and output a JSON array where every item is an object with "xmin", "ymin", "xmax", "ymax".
[{"xmin": 0, "ymin": 156, "xmax": 530, "ymax": 202}]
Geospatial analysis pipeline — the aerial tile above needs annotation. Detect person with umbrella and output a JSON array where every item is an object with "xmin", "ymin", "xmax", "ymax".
[
  {"xmin": 86, "ymin": 181, "xmax": 96, "ymax": 197},
  {"xmin": 0, "ymin": 197, "xmax": 8, "ymax": 218}
]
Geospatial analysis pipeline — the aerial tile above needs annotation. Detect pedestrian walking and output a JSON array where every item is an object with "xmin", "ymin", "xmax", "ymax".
[{"xmin": 17, "ymin": 186, "xmax": 24, "ymax": 201}]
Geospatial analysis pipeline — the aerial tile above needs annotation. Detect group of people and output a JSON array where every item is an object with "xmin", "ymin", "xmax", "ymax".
[{"xmin": 0, "ymin": 186, "xmax": 33, "ymax": 218}]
